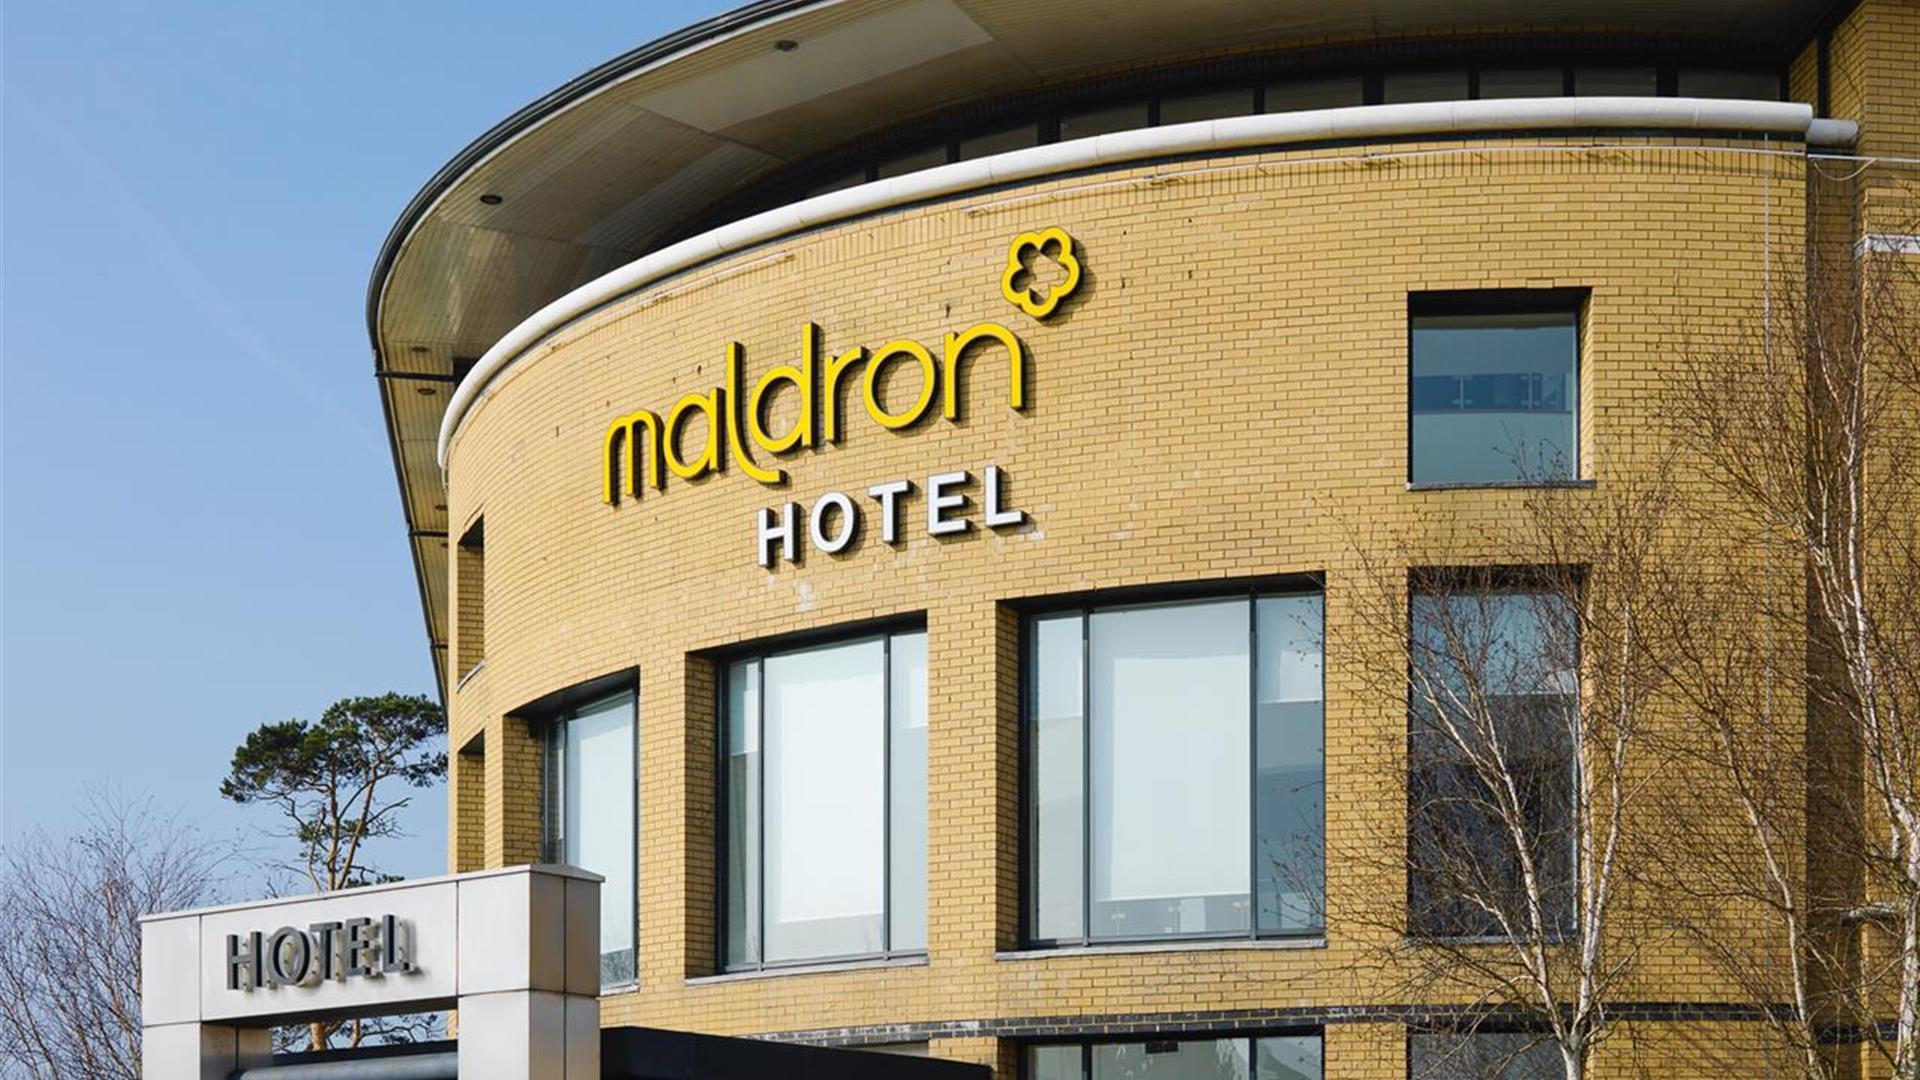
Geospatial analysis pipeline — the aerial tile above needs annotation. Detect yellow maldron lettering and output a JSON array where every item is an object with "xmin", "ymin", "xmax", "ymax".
[
  {"xmin": 602, "ymin": 321, "xmax": 1026, "ymax": 504},
  {"xmin": 602, "ymin": 228, "xmax": 1076, "ymax": 506}
]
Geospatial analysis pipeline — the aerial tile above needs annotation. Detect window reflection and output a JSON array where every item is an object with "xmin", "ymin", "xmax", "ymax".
[
  {"xmin": 1030, "ymin": 1036, "xmax": 1324, "ymax": 1080},
  {"xmin": 1407, "ymin": 588, "xmax": 1579, "ymax": 939},
  {"xmin": 1410, "ymin": 300, "xmax": 1580, "ymax": 485}
]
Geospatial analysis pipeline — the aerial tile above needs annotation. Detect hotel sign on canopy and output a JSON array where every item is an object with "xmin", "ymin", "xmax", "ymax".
[{"xmin": 599, "ymin": 228, "xmax": 1080, "ymax": 506}]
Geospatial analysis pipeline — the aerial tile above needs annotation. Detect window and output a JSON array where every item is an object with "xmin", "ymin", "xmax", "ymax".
[
  {"xmin": 1407, "ymin": 583, "xmax": 1577, "ymax": 939},
  {"xmin": 1027, "ymin": 590, "xmax": 1324, "ymax": 945},
  {"xmin": 723, "ymin": 627, "xmax": 926, "ymax": 969},
  {"xmin": 1408, "ymin": 1031, "xmax": 1562, "ymax": 1079},
  {"xmin": 455, "ymin": 517, "xmax": 485, "ymax": 682},
  {"xmin": 876, "ymin": 145, "xmax": 949, "ymax": 178},
  {"xmin": 1575, "ymin": 66, "xmax": 1657, "ymax": 95},
  {"xmin": 1059, "ymin": 102, "xmax": 1150, "ymax": 140},
  {"xmin": 1678, "ymin": 68, "xmax": 1781, "ymax": 100},
  {"xmin": 541, "ymin": 688, "xmax": 638, "ymax": 986},
  {"xmin": 1029, "ymin": 1035, "xmax": 1324, "ymax": 1080},
  {"xmin": 1477, "ymin": 69, "xmax": 1565, "ymax": 98},
  {"xmin": 1160, "ymin": 88, "xmax": 1256, "ymax": 124},
  {"xmin": 1409, "ymin": 290, "xmax": 1583, "ymax": 486},
  {"xmin": 959, "ymin": 124, "xmax": 1039, "ymax": 160},
  {"xmin": 1265, "ymin": 76, "xmax": 1365, "ymax": 112},
  {"xmin": 1384, "ymin": 70, "xmax": 1470, "ymax": 103}
]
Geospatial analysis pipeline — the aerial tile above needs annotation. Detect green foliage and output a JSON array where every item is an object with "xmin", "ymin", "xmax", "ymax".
[{"xmin": 220, "ymin": 693, "xmax": 446, "ymax": 892}]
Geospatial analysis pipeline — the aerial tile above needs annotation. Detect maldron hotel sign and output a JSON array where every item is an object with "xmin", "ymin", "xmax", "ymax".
[{"xmin": 598, "ymin": 230, "xmax": 1080, "ymax": 567}]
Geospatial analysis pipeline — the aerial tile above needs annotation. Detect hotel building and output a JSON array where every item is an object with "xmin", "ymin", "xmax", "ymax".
[{"xmin": 341, "ymin": 0, "xmax": 1917, "ymax": 1075}]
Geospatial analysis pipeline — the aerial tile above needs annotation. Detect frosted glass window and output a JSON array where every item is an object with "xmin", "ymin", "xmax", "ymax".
[
  {"xmin": 1478, "ymin": 69, "xmax": 1565, "ymax": 98},
  {"xmin": 1265, "ymin": 77, "xmax": 1363, "ymax": 112},
  {"xmin": 1409, "ymin": 1032, "xmax": 1563, "ymax": 1079},
  {"xmin": 1028, "ymin": 592, "xmax": 1324, "ymax": 945},
  {"xmin": 888, "ymin": 632, "xmax": 929, "ymax": 952},
  {"xmin": 544, "ymin": 689, "xmax": 636, "ymax": 987},
  {"xmin": 1030, "ymin": 1037, "xmax": 1322, "ymax": 1079},
  {"xmin": 1030, "ymin": 613, "xmax": 1086, "ymax": 941},
  {"xmin": 724, "ymin": 629, "xmax": 927, "ymax": 968},
  {"xmin": 1411, "ymin": 299, "xmax": 1580, "ymax": 485},
  {"xmin": 1091, "ymin": 600, "xmax": 1250, "ymax": 937},
  {"xmin": 1385, "ymin": 70, "xmax": 1469, "ymax": 103}
]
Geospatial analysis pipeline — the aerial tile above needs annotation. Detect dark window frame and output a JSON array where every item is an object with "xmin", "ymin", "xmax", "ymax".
[
  {"xmin": 1406, "ymin": 287, "xmax": 1591, "ymax": 490},
  {"xmin": 713, "ymin": 614, "xmax": 930, "ymax": 974},
  {"xmin": 1021, "ymin": 1029, "xmax": 1328, "ymax": 1080},
  {"xmin": 1017, "ymin": 575, "xmax": 1327, "ymax": 950},
  {"xmin": 1404, "ymin": 1024, "xmax": 1564, "ymax": 1080}
]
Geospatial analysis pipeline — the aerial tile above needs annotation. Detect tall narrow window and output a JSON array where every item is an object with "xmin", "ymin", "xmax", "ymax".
[
  {"xmin": 455, "ymin": 518, "xmax": 485, "ymax": 681},
  {"xmin": 1407, "ymin": 581, "xmax": 1577, "ymax": 939},
  {"xmin": 1029, "ymin": 1035, "xmax": 1324, "ymax": 1079},
  {"xmin": 723, "ymin": 627, "xmax": 927, "ymax": 969},
  {"xmin": 1410, "ymin": 290, "xmax": 1583, "ymax": 486},
  {"xmin": 542, "ymin": 688, "xmax": 638, "ymax": 986},
  {"xmin": 1027, "ymin": 590, "xmax": 1324, "ymax": 945}
]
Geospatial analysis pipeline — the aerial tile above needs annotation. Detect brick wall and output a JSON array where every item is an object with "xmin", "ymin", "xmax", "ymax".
[{"xmin": 443, "ymin": 135, "xmax": 1825, "ymax": 1076}]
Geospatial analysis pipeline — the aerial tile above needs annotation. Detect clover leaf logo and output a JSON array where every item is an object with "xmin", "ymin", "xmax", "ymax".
[{"xmin": 1001, "ymin": 227, "xmax": 1081, "ymax": 320}]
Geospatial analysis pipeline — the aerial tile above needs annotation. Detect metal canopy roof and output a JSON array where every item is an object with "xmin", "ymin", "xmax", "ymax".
[{"xmin": 368, "ymin": 0, "xmax": 1841, "ymax": 689}]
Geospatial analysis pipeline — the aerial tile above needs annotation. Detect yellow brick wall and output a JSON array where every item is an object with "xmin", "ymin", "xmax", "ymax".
[{"xmin": 443, "ymin": 136, "xmax": 1815, "ymax": 1075}]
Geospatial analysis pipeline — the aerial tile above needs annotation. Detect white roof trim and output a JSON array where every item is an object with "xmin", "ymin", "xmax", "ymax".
[{"xmin": 436, "ymin": 96, "xmax": 1853, "ymax": 466}]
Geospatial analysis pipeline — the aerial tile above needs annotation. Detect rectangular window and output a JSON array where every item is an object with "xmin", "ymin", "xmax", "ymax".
[
  {"xmin": 1059, "ymin": 102, "xmax": 1150, "ymax": 140},
  {"xmin": 1477, "ymin": 69, "xmax": 1565, "ymax": 99},
  {"xmin": 1265, "ymin": 76, "xmax": 1364, "ymax": 112},
  {"xmin": 1384, "ymin": 70, "xmax": 1470, "ymax": 103},
  {"xmin": 958, "ymin": 123, "xmax": 1039, "ymax": 161},
  {"xmin": 1029, "ymin": 1035, "xmax": 1324, "ymax": 1079},
  {"xmin": 1408, "ymin": 1031, "xmax": 1562, "ymax": 1079},
  {"xmin": 1574, "ymin": 66, "xmax": 1657, "ymax": 95},
  {"xmin": 541, "ymin": 688, "xmax": 638, "ymax": 986},
  {"xmin": 455, "ymin": 517, "xmax": 485, "ymax": 682},
  {"xmin": 723, "ymin": 627, "xmax": 927, "ymax": 969},
  {"xmin": 1407, "ymin": 582, "xmax": 1577, "ymax": 939},
  {"xmin": 1409, "ymin": 290, "xmax": 1583, "ymax": 486},
  {"xmin": 876, "ymin": 145, "xmax": 949, "ymax": 179},
  {"xmin": 1026, "ymin": 590, "xmax": 1324, "ymax": 945},
  {"xmin": 1677, "ymin": 68, "xmax": 1781, "ymax": 100},
  {"xmin": 1160, "ymin": 88, "xmax": 1257, "ymax": 125}
]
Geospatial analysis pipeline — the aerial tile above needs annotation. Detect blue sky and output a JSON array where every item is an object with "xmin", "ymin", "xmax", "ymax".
[{"xmin": 3, "ymin": 1, "xmax": 732, "ymax": 886}]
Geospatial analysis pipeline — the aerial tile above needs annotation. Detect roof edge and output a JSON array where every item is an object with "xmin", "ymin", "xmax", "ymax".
[
  {"xmin": 364, "ymin": 0, "xmax": 836, "ymax": 368},
  {"xmin": 436, "ymin": 95, "xmax": 1846, "ymax": 466}
]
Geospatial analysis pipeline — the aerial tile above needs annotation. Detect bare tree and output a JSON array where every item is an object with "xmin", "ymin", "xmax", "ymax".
[
  {"xmin": 1340, "ymin": 466, "xmax": 1683, "ymax": 1080},
  {"xmin": 0, "ymin": 793, "xmax": 237, "ymax": 1080},
  {"xmin": 1652, "ymin": 228, "xmax": 1920, "ymax": 1078}
]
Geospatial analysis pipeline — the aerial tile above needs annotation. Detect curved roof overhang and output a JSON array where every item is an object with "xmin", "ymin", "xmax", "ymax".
[{"xmin": 369, "ymin": 0, "xmax": 1846, "ymax": 690}]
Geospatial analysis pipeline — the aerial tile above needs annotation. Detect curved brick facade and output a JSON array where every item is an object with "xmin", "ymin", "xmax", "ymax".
[
  {"xmin": 444, "ymin": 140, "xmax": 1799, "ymax": 1075},
  {"xmin": 399, "ymin": 5, "xmax": 1920, "ymax": 1077}
]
